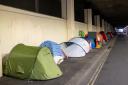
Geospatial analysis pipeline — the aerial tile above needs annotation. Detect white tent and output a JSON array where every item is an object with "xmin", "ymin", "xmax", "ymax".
[
  {"xmin": 69, "ymin": 38, "xmax": 90, "ymax": 53},
  {"xmin": 60, "ymin": 38, "xmax": 90, "ymax": 58}
]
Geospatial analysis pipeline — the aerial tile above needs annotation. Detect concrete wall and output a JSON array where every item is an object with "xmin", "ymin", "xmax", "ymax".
[
  {"xmin": 0, "ymin": 5, "xmax": 68, "ymax": 55},
  {"xmin": 0, "ymin": 51, "xmax": 2, "ymax": 77},
  {"xmin": 92, "ymin": 25, "xmax": 97, "ymax": 32},
  {"xmin": 75, "ymin": 21, "xmax": 88, "ymax": 36},
  {"xmin": 0, "ymin": 5, "xmax": 89, "ymax": 76}
]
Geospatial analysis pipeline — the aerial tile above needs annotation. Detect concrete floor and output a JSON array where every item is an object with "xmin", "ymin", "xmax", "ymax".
[
  {"xmin": 94, "ymin": 36, "xmax": 128, "ymax": 85},
  {"xmin": 0, "ymin": 37, "xmax": 117, "ymax": 85},
  {"xmin": 0, "ymin": 48, "xmax": 105, "ymax": 85}
]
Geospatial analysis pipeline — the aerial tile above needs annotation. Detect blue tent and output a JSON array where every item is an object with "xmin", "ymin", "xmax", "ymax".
[
  {"xmin": 106, "ymin": 33, "xmax": 111, "ymax": 41},
  {"xmin": 40, "ymin": 41, "xmax": 64, "ymax": 64},
  {"xmin": 85, "ymin": 36, "xmax": 96, "ymax": 49}
]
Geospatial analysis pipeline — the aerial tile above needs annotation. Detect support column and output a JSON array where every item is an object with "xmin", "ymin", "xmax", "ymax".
[
  {"xmin": 107, "ymin": 23, "xmax": 109, "ymax": 32},
  {"xmin": 84, "ymin": 9, "xmax": 88, "ymax": 34},
  {"xmin": 102, "ymin": 19, "xmax": 105, "ymax": 31},
  {"xmin": 108, "ymin": 23, "xmax": 111, "ymax": 32},
  {"xmin": 66, "ymin": 0, "xmax": 75, "ymax": 40},
  {"xmin": 104, "ymin": 21, "xmax": 107, "ymax": 33},
  {"xmin": 35, "ymin": 0, "xmax": 39, "ymax": 12},
  {"xmin": 84, "ymin": 9, "xmax": 93, "ymax": 32},
  {"xmin": 94, "ymin": 16, "xmax": 97, "ymax": 32},
  {"xmin": 94, "ymin": 16, "xmax": 97, "ymax": 26},
  {"xmin": 94, "ymin": 15, "xmax": 101, "ymax": 32},
  {"xmin": 61, "ymin": 0, "xmax": 67, "ymax": 19},
  {"xmin": 110, "ymin": 25, "xmax": 113, "ymax": 32},
  {"xmin": 109, "ymin": 24, "xmax": 112, "ymax": 32}
]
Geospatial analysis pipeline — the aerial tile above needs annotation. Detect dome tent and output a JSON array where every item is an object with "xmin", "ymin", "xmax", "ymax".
[
  {"xmin": 85, "ymin": 36, "xmax": 96, "ymax": 49},
  {"xmin": 61, "ymin": 37, "xmax": 90, "ymax": 57},
  {"xmin": 100, "ymin": 31, "xmax": 108, "ymax": 42},
  {"xmin": 96, "ymin": 32, "xmax": 104, "ymax": 48},
  {"xmin": 106, "ymin": 33, "xmax": 111, "ymax": 41},
  {"xmin": 4, "ymin": 44, "xmax": 62, "ymax": 80},
  {"xmin": 88, "ymin": 32, "xmax": 103, "ymax": 48},
  {"xmin": 107, "ymin": 32, "xmax": 113, "ymax": 38},
  {"xmin": 40, "ymin": 41, "xmax": 64, "ymax": 64},
  {"xmin": 79, "ymin": 31, "xmax": 85, "ymax": 37},
  {"xmin": 69, "ymin": 38, "xmax": 90, "ymax": 53}
]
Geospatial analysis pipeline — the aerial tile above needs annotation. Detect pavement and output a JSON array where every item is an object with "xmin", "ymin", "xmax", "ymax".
[{"xmin": 94, "ymin": 36, "xmax": 128, "ymax": 85}]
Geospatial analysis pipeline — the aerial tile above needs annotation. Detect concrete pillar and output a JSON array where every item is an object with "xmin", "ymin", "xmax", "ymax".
[
  {"xmin": 94, "ymin": 16, "xmax": 97, "ymax": 26},
  {"xmin": 106, "ymin": 22, "xmax": 108, "ymax": 32},
  {"xmin": 84, "ymin": 9, "xmax": 88, "ymax": 23},
  {"xmin": 110, "ymin": 25, "xmax": 113, "ymax": 32},
  {"xmin": 108, "ymin": 23, "xmax": 111, "ymax": 32},
  {"xmin": 106, "ymin": 22, "xmax": 110, "ymax": 32},
  {"xmin": 107, "ymin": 23, "xmax": 109, "ymax": 32},
  {"xmin": 102, "ymin": 19, "xmax": 105, "ymax": 31},
  {"xmin": 94, "ymin": 15, "xmax": 101, "ymax": 32},
  {"xmin": 66, "ymin": 0, "xmax": 75, "ymax": 40},
  {"xmin": 94, "ymin": 16, "xmax": 97, "ymax": 31},
  {"xmin": 61, "ymin": 0, "xmax": 67, "ymax": 19},
  {"xmin": 104, "ymin": 21, "xmax": 107, "ymax": 33},
  {"xmin": 84, "ymin": 9, "xmax": 93, "ymax": 32},
  {"xmin": 110, "ymin": 24, "xmax": 112, "ymax": 32},
  {"xmin": 84, "ymin": 9, "xmax": 88, "ymax": 34},
  {"xmin": 35, "ymin": 0, "xmax": 39, "ymax": 12}
]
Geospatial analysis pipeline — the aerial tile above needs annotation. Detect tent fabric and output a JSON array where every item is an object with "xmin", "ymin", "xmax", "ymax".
[
  {"xmin": 88, "ymin": 32, "xmax": 103, "ymax": 48},
  {"xmin": 88, "ymin": 32, "xmax": 97, "ymax": 39},
  {"xmin": 85, "ymin": 36, "xmax": 96, "ymax": 49},
  {"xmin": 40, "ymin": 41, "xmax": 64, "ymax": 64},
  {"xmin": 60, "ymin": 42, "xmax": 86, "ymax": 57},
  {"xmin": 4, "ymin": 44, "xmax": 62, "ymax": 80},
  {"xmin": 69, "ymin": 38, "xmax": 90, "ymax": 53},
  {"xmin": 107, "ymin": 32, "xmax": 113, "ymax": 38},
  {"xmin": 60, "ymin": 37, "xmax": 90, "ymax": 58},
  {"xmin": 96, "ymin": 33, "xmax": 103, "ymax": 42},
  {"xmin": 79, "ymin": 31, "xmax": 85, "ymax": 37},
  {"xmin": 96, "ymin": 33, "xmax": 103, "ymax": 48},
  {"xmin": 61, "ymin": 42, "xmax": 86, "ymax": 57},
  {"xmin": 100, "ymin": 31, "xmax": 108, "ymax": 42},
  {"xmin": 106, "ymin": 33, "xmax": 111, "ymax": 40}
]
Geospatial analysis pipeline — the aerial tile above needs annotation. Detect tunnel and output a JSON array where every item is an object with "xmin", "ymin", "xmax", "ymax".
[{"xmin": 0, "ymin": 0, "xmax": 128, "ymax": 85}]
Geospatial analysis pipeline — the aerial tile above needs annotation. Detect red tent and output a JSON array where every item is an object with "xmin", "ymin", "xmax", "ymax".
[
  {"xmin": 107, "ymin": 32, "xmax": 113, "ymax": 38},
  {"xmin": 100, "ymin": 31, "xmax": 108, "ymax": 42}
]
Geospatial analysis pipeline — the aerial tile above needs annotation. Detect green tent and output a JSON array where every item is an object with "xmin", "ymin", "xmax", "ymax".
[
  {"xmin": 4, "ymin": 44, "xmax": 62, "ymax": 80},
  {"xmin": 79, "ymin": 31, "xmax": 85, "ymax": 37}
]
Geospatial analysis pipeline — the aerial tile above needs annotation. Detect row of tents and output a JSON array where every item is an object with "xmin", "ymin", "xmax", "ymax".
[{"xmin": 3, "ymin": 31, "xmax": 114, "ymax": 80}]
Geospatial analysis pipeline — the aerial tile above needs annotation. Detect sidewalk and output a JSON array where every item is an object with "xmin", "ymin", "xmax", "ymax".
[{"xmin": 0, "ymin": 38, "xmax": 116, "ymax": 85}]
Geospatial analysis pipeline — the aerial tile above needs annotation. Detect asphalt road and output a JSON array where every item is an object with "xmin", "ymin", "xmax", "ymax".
[{"xmin": 94, "ymin": 36, "xmax": 128, "ymax": 85}]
